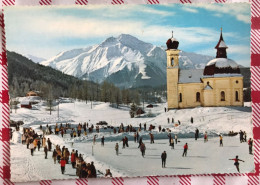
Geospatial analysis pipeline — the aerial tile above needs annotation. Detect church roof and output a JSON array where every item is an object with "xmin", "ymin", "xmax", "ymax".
[
  {"xmin": 179, "ymin": 69, "xmax": 203, "ymax": 84},
  {"xmin": 204, "ymin": 58, "xmax": 241, "ymax": 76}
]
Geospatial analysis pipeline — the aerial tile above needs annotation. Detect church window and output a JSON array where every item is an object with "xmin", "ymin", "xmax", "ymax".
[
  {"xmin": 179, "ymin": 93, "xmax": 182, "ymax": 102},
  {"xmin": 236, "ymin": 80, "xmax": 239, "ymax": 84},
  {"xmin": 235, "ymin": 91, "xmax": 239, "ymax": 101},
  {"xmin": 196, "ymin": 92, "xmax": 200, "ymax": 102},
  {"xmin": 171, "ymin": 58, "xmax": 174, "ymax": 66},
  {"xmin": 221, "ymin": 91, "xmax": 225, "ymax": 101}
]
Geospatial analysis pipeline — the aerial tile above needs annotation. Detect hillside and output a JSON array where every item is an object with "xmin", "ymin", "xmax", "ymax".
[{"xmin": 7, "ymin": 51, "xmax": 83, "ymax": 98}]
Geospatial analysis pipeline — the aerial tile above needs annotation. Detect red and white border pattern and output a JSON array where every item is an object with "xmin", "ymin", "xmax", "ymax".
[{"xmin": 0, "ymin": 0, "xmax": 259, "ymax": 185}]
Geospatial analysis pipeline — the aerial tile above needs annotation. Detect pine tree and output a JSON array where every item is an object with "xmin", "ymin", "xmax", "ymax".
[{"xmin": 129, "ymin": 103, "xmax": 137, "ymax": 118}]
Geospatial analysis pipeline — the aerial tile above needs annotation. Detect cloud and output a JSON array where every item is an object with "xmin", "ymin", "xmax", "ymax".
[
  {"xmin": 182, "ymin": 6, "xmax": 199, "ymax": 13},
  {"xmin": 192, "ymin": 4, "xmax": 250, "ymax": 24},
  {"xmin": 228, "ymin": 45, "xmax": 250, "ymax": 55}
]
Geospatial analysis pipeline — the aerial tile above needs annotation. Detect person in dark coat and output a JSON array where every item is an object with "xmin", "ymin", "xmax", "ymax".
[
  {"xmin": 44, "ymin": 146, "xmax": 48, "ymax": 159},
  {"xmin": 144, "ymin": 123, "xmax": 146, "ymax": 131},
  {"xmin": 140, "ymin": 143, "xmax": 146, "ymax": 157},
  {"xmin": 191, "ymin": 117, "xmax": 193, "ymax": 123},
  {"xmin": 159, "ymin": 125, "xmax": 161, "ymax": 132},
  {"xmin": 90, "ymin": 161, "xmax": 97, "ymax": 178},
  {"xmin": 195, "ymin": 128, "xmax": 199, "ymax": 140},
  {"xmin": 101, "ymin": 136, "xmax": 105, "ymax": 146},
  {"xmin": 52, "ymin": 149, "xmax": 57, "ymax": 164},
  {"xmin": 138, "ymin": 137, "xmax": 143, "ymax": 148},
  {"xmin": 150, "ymin": 133, "xmax": 154, "ymax": 144},
  {"xmin": 161, "ymin": 151, "xmax": 167, "ymax": 168},
  {"xmin": 239, "ymin": 130, "xmax": 244, "ymax": 143},
  {"xmin": 37, "ymin": 139, "xmax": 41, "ymax": 151},
  {"xmin": 136, "ymin": 132, "xmax": 139, "ymax": 141},
  {"xmin": 125, "ymin": 136, "xmax": 129, "ymax": 147},
  {"xmin": 248, "ymin": 138, "xmax": 253, "ymax": 154},
  {"xmin": 47, "ymin": 138, "xmax": 52, "ymax": 151},
  {"xmin": 167, "ymin": 133, "xmax": 172, "ymax": 146}
]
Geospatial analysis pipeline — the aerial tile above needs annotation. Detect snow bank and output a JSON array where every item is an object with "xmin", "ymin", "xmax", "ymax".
[{"xmin": 12, "ymin": 131, "xmax": 21, "ymax": 144}]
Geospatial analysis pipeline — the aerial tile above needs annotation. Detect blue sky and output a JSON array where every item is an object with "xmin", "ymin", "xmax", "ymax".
[{"xmin": 5, "ymin": 3, "xmax": 250, "ymax": 66}]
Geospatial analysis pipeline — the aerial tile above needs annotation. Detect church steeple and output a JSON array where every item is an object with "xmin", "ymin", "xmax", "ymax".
[{"xmin": 215, "ymin": 27, "xmax": 228, "ymax": 58}]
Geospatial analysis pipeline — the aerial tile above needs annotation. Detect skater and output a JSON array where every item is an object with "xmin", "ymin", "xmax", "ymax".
[
  {"xmin": 167, "ymin": 118, "xmax": 170, "ymax": 124},
  {"xmin": 182, "ymin": 143, "xmax": 188, "ymax": 157},
  {"xmin": 140, "ymin": 143, "xmax": 146, "ymax": 157},
  {"xmin": 239, "ymin": 130, "xmax": 244, "ymax": 143},
  {"xmin": 44, "ymin": 145, "xmax": 48, "ymax": 159},
  {"xmin": 134, "ymin": 132, "xmax": 137, "ymax": 142},
  {"xmin": 37, "ymin": 139, "xmax": 41, "ymax": 151},
  {"xmin": 204, "ymin": 132, "xmax": 208, "ymax": 142},
  {"xmin": 71, "ymin": 149, "xmax": 76, "ymax": 168},
  {"xmin": 229, "ymin": 155, "xmax": 244, "ymax": 173},
  {"xmin": 170, "ymin": 138, "xmax": 174, "ymax": 149},
  {"xmin": 195, "ymin": 128, "xmax": 199, "ymax": 140},
  {"xmin": 248, "ymin": 138, "xmax": 253, "ymax": 154},
  {"xmin": 29, "ymin": 141, "xmax": 34, "ymax": 156},
  {"xmin": 52, "ymin": 149, "xmax": 57, "ymax": 164},
  {"xmin": 93, "ymin": 135, "xmax": 96, "ymax": 145},
  {"xmin": 47, "ymin": 138, "xmax": 52, "ymax": 151},
  {"xmin": 137, "ymin": 132, "xmax": 139, "ymax": 142},
  {"xmin": 149, "ymin": 133, "xmax": 154, "ymax": 144},
  {"xmin": 159, "ymin": 125, "xmax": 161, "ymax": 132},
  {"xmin": 191, "ymin": 117, "xmax": 193, "ymax": 123},
  {"xmin": 244, "ymin": 131, "xmax": 247, "ymax": 142},
  {"xmin": 125, "ymin": 136, "xmax": 129, "ymax": 147},
  {"xmin": 115, "ymin": 143, "xmax": 119, "ymax": 155},
  {"xmin": 105, "ymin": 169, "xmax": 112, "ymax": 177},
  {"xmin": 167, "ymin": 133, "xmax": 172, "ymax": 146},
  {"xmin": 144, "ymin": 123, "xmax": 146, "ymax": 131},
  {"xmin": 175, "ymin": 134, "xmax": 178, "ymax": 144},
  {"xmin": 161, "ymin": 151, "xmax": 167, "ymax": 168},
  {"xmin": 164, "ymin": 107, "xmax": 166, "ymax": 112},
  {"xmin": 121, "ymin": 137, "xmax": 126, "ymax": 148},
  {"xmin": 219, "ymin": 135, "xmax": 223, "ymax": 147},
  {"xmin": 90, "ymin": 161, "xmax": 97, "ymax": 178},
  {"xmin": 60, "ymin": 157, "xmax": 66, "ymax": 174},
  {"xmin": 138, "ymin": 137, "xmax": 143, "ymax": 148},
  {"xmin": 101, "ymin": 136, "xmax": 105, "ymax": 146},
  {"xmin": 172, "ymin": 118, "xmax": 174, "ymax": 123},
  {"xmin": 178, "ymin": 120, "xmax": 181, "ymax": 125}
]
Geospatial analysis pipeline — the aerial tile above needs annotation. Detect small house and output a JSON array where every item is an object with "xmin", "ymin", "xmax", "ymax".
[
  {"xmin": 26, "ymin": 91, "xmax": 38, "ymax": 97},
  {"xmin": 136, "ymin": 108, "xmax": 145, "ymax": 116},
  {"xmin": 21, "ymin": 101, "xmax": 32, "ymax": 109},
  {"xmin": 146, "ymin": 104, "xmax": 153, "ymax": 108}
]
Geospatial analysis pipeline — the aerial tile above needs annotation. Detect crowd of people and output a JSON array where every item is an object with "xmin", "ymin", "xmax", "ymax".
[{"xmin": 20, "ymin": 127, "xmax": 114, "ymax": 178}]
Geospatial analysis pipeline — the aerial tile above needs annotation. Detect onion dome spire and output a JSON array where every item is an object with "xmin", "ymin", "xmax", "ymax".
[{"xmin": 166, "ymin": 31, "xmax": 179, "ymax": 50}]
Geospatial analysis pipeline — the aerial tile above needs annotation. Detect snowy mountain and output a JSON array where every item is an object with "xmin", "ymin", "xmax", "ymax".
[
  {"xmin": 26, "ymin": 54, "xmax": 46, "ymax": 63},
  {"xmin": 41, "ymin": 34, "xmax": 214, "ymax": 88}
]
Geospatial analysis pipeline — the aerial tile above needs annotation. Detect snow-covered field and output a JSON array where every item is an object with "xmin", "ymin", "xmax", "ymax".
[{"xmin": 10, "ymin": 100, "xmax": 254, "ymax": 182}]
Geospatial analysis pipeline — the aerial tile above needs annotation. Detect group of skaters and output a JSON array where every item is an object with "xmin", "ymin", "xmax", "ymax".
[
  {"xmin": 21, "ymin": 121, "xmax": 254, "ymax": 174},
  {"xmin": 20, "ymin": 127, "xmax": 114, "ymax": 178}
]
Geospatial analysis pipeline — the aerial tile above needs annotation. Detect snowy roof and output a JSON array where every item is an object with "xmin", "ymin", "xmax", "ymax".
[
  {"xmin": 206, "ymin": 58, "xmax": 239, "ymax": 68},
  {"xmin": 204, "ymin": 73, "xmax": 243, "ymax": 78},
  {"xmin": 204, "ymin": 84, "xmax": 213, "ymax": 90},
  {"xmin": 179, "ymin": 69, "xmax": 203, "ymax": 84},
  {"xmin": 171, "ymin": 37, "xmax": 178, "ymax": 42},
  {"xmin": 218, "ymin": 40, "xmax": 228, "ymax": 48},
  {"xmin": 21, "ymin": 100, "xmax": 30, "ymax": 105}
]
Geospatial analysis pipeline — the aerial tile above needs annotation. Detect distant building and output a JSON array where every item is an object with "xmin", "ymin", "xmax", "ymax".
[
  {"xmin": 21, "ymin": 101, "xmax": 32, "ymax": 109},
  {"xmin": 166, "ymin": 28, "xmax": 243, "ymax": 109},
  {"xmin": 146, "ymin": 104, "xmax": 154, "ymax": 108}
]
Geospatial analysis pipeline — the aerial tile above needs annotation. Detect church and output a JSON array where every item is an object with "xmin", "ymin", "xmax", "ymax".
[{"xmin": 166, "ymin": 29, "xmax": 244, "ymax": 109}]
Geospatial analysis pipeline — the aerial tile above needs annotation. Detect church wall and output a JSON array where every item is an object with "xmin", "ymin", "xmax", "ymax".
[
  {"xmin": 202, "ymin": 77, "xmax": 243, "ymax": 107},
  {"xmin": 178, "ymin": 83, "xmax": 204, "ymax": 108}
]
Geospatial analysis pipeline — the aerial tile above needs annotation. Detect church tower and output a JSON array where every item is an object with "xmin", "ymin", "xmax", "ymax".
[{"xmin": 166, "ymin": 32, "xmax": 180, "ymax": 109}]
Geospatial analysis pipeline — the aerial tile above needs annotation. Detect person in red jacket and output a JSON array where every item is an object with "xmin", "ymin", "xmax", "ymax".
[
  {"xmin": 60, "ymin": 157, "xmax": 66, "ymax": 174},
  {"xmin": 229, "ymin": 155, "xmax": 244, "ymax": 173},
  {"xmin": 182, "ymin": 143, "xmax": 188, "ymax": 157},
  {"xmin": 71, "ymin": 149, "xmax": 76, "ymax": 168}
]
